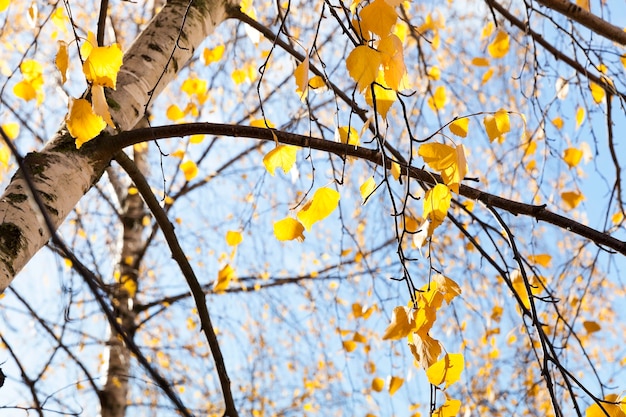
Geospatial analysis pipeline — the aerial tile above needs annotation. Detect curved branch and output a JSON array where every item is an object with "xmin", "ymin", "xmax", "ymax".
[{"xmin": 98, "ymin": 122, "xmax": 626, "ymax": 256}]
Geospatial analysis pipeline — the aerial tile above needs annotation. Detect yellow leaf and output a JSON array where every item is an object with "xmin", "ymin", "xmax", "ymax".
[
  {"xmin": 365, "ymin": 71, "xmax": 397, "ymax": 119},
  {"xmin": 382, "ymin": 306, "xmax": 413, "ymax": 340},
  {"xmin": 583, "ymin": 321, "xmax": 601, "ymax": 334},
  {"xmin": 585, "ymin": 394, "xmax": 625, "ymax": 417},
  {"xmin": 612, "ymin": 211, "xmax": 624, "ymax": 225},
  {"xmin": 80, "ymin": 31, "xmax": 97, "ymax": 59},
  {"xmin": 166, "ymin": 104, "xmax": 185, "ymax": 121},
  {"xmin": 427, "ymin": 85, "xmax": 447, "ymax": 112},
  {"xmin": 352, "ymin": 332, "xmax": 367, "ymax": 343},
  {"xmin": 391, "ymin": 160, "xmax": 401, "ymax": 181},
  {"xmin": 388, "ymin": 376, "xmax": 403, "ymax": 396},
  {"xmin": 471, "ymin": 57, "xmax": 490, "ymax": 66},
  {"xmin": 418, "ymin": 143, "xmax": 467, "ymax": 193},
  {"xmin": 378, "ymin": 34, "xmax": 408, "ymax": 91},
  {"xmin": 171, "ymin": 149, "xmax": 185, "ymax": 159},
  {"xmin": 528, "ymin": 254, "xmax": 551, "ymax": 267},
  {"xmin": 359, "ymin": 0, "xmax": 397, "ymax": 38},
  {"xmin": 297, "ymin": 187, "xmax": 340, "ymax": 231},
  {"xmin": 1, "ymin": 122, "xmax": 19, "ymax": 140},
  {"xmin": 180, "ymin": 160, "xmax": 198, "ymax": 181},
  {"xmin": 433, "ymin": 274, "xmax": 462, "ymax": 304},
  {"xmin": 294, "ymin": 56, "xmax": 309, "ymax": 99},
  {"xmin": 118, "ymin": 275, "xmax": 137, "ymax": 297},
  {"xmin": 576, "ymin": 0, "xmax": 590, "ymax": 11},
  {"xmin": 343, "ymin": 340, "xmax": 357, "ymax": 352},
  {"xmin": 181, "ymin": 77, "xmax": 208, "ymax": 102},
  {"xmin": 408, "ymin": 331, "xmax": 441, "ymax": 369},
  {"xmin": 226, "ymin": 230, "xmax": 243, "ymax": 246},
  {"xmin": 423, "ymin": 183, "xmax": 451, "ymax": 234},
  {"xmin": 13, "ymin": 80, "xmax": 37, "ymax": 101},
  {"xmin": 552, "ymin": 117, "xmax": 564, "ymax": 130},
  {"xmin": 511, "ymin": 270, "xmax": 543, "ymax": 310},
  {"xmin": 481, "ymin": 67, "xmax": 494, "ymax": 85},
  {"xmin": 263, "ymin": 145, "xmax": 298, "ymax": 175},
  {"xmin": 231, "ymin": 68, "xmax": 247, "ymax": 84},
  {"xmin": 308, "ymin": 75, "xmax": 326, "ymax": 89},
  {"xmin": 250, "ymin": 118, "xmax": 276, "ymax": 128},
  {"xmin": 483, "ymin": 109, "xmax": 510, "ymax": 142},
  {"xmin": 83, "ymin": 44, "xmax": 123, "ymax": 89},
  {"xmin": 190, "ymin": 134, "xmax": 204, "ymax": 144},
  {"xmin": 562, "ymin": 190, "xmax": 584, "ymax": 210},
  {"xmin": 203, "ymin": 45, "xmax": 225, "ymax": 64},
  {"xmin": 0, "ymin": 144, "xmax": 10, "ymax": 167},
  {"xmin": 449, "ymin": 117, "xmax": 469, "ymax": 138},
  {"xmin": 488, "ymin": 30, "xmax": 509, "ymax": 59},
  {"xmin": 55, "ymin": 40, "xmax": 69, "ymax": 84},
  {"xmin": 346, "ymin": 45, "xmax": 383, "ymax": 92},
  {"xmin": 563, "ymin": 147, "xmax": 583, "ymax": 168},
  {"xmin": 590, "ymin": 82, "xmax": 605, "ymax": 104},
  {"xmin": 360, "ymin": 177, "xmax": 376, "ymax": 203},
  {"xmin": 433, "ymin": 397, "xmax": 462, "ymax": 417},
  {"xmin": 0, "ymin": 0, "xmax": 8, "ymax": 12},
  {"xmin": 371, "ymin": 377, "xmax": 385, "ymax": 392},
  {"xmin": 214, "ymin": 264, "xmax": 236, "ymax": 292},
  {"xmin": 91, "ymin": 85, "xmax": 115, "ymax": 128},
  {"xmin": 67, "ymin": 98, "xmax": 107, "ymax": 149},
  {"xmin": 426, "ymin": 353, "xmax": 464, "ymax": 388},
  {"xmin": 338, "ymin": 126, "xmax": 360, "ymax": 146},
  {"xmin": 273, "ymin": 217, "xmax": 305, "ymax": 242},
  {"xmin": 576, "ymin": 106, "xmax": 585, "ymax": 128}
]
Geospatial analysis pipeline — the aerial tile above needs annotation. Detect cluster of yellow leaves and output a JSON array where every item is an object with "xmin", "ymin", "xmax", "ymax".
[
  {"xmin": 58, "ymin": 31, "xmax": 124, "ymax": 148},
  {"xmin": 213, "ymin": 230, "xmax": 244, "ymax": 292},
  {"xmin": 382, "ymin": 274, "xmax": 463, "ymax": 411},
  {"xmin": 13, "ymin": 59, "xmax": 44, "ymax": 104},
  {"xmin": 344, "ymin": 0, "xmax": 409, "ymax": 118},
  {"xmin": 483, "ymin": 109, "xmax": 510, "ymax": 142},
  {"xmin": 273, "ymin": 187, "xmax": 340, "ymax": 242},
  {"xmin": 166, "ymin": 76, "xmax": 209, "ymax": 122}
]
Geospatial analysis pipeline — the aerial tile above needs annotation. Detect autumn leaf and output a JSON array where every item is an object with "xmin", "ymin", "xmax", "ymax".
[
  {"xmin": 55, "ymin": 40, "xmax": 69, "ymax": 84},
  {"xmin": 274, "ymin": 217, "xmax": 305, "ymax": 242},
  {"xmin": 449, "ymin": 117, "xmax": 469, "ymax": 138},
  {"xmin": 13, "ymin": 60, "xmax": 44, "ymax": 103},
  {"xmin": 590, "ymin": 82, "xmax": 605, "ymax": 104},
  {"xmin": 67, "ymin": 98, "xmax": 107, "ymax": 149},
  {"xmin": 378, "ymin": 34, "xmax": 407, "ymax": 91},
  {"xmin": 584, "ymin": 394, "xmax": 626, "ymax": 417},
  {"xmin": 471, "ymin": 57, "xmax": 490, "ymax": 66},
  {"xmin": 488, "ymin": 30, "xmax": 510, "ymax": 58},
  {"xmin": 263, "ymin": 145, "xmax": 298, "ymax": 175},
  {"xmin": 528, "ymin": 254, "xmax": 551, "ymax": 267},
  {"xmin": 511, "ymin": 270, "xmax": 543, "ymax": 310},
  {"xmin": 388, "ymin": 376, "xmax": 403, "ymax": 395},
  {"xmin": 225, "ymin": 230, "xmax": 243, "ymax": 246},
  {"xmin": 297, "ymin": 187, "xmax": 340, "ymax": 231},
  {"xmin": 337, "ymin": 126, "xmax": 359, "ymax": 147},
  {"xmin": 575, "ymin": 106, "xmax": 585, "ymax": 128},
  {"xmin": 91, "ymin": 85, "xmax": 114, "ymax": 128},
  {"xmin": 483, "ymin": 109, "xmax": 510, "ymax": 142},
  {"xmin": 203, "ymin": 45, "xmax": 225, "ymax": 64},
  {"xmin": 583, "ymin": 321, "xmax": 601, "ymax": 334},
  {"xmin": 214, "ymin": 264, "xmax": 236, "ymax": 292},
  {"xmin": 423, "ymin": 183, "xmax": 451, "ymax": 234},
  {"xmin": 391, "ymin": 160, "xmax": 401, "ymax": 181},
  {"xmin": 427, "ymin": 85, "xmax": 447, "ymax": 112},
  {"xmin": 418, "ymin": 143, "xmax": 467, "ymax": 193},
  {"xmin": 382, "ymin": 306, "xmax": 414, "ymax": 340},
  {"xmin": 365, "ymin": 71, "xmax": 397, "ymax": 119},
  {"xmin": 294, "ymin": 56, "xmax": 309, "ymax": 99},
  {"xmin": 166, "ymin": 104, "xmax": 185, "ymax": 121},
  {"xmin": 346, "ymin": 45, "xmax": 383, "ymax": 92},
  {"xmin": 359, "ymin": 0, "xmax": 397, "ymax": 39},
  {"xmin": 562, "ymin": 190, "xmax": 584, "ymax": 210},
  {"xmin": 343, "ymin": 340, "xmax": 357, "ymax": 352},
  {"xmin": 180, "ymin": 160, "xmax": 198, "ymax": 181},
  {"xmin": 433, "ymin": 397, "xmax": 462, "ymax": 417},
  {"xmin": 83, "ymin": 43, "xmax": 123, "ymax": 89},
  {"xmin": 408, "ymin": 330, "xmax": 441, "ymax": 369},
  {"xmin": 433, "ymin": 274, "xmax": 462, "ymax": 304},
  {"xmin": 360, "ymin": 177, "xmax": 376, "ymax": 203},
  {"xmin": 371, "ymin": 377, "xmax": 385, "ymax": 392},
  {"xmin": 426, "ymin": 353, "xmax": 464, "ymax": 388}
]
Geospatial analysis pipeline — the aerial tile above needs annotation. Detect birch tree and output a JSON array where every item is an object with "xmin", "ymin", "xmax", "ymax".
[{"xmin": 0, "ymin": 0, "xmax": 625, "ymax": 416}]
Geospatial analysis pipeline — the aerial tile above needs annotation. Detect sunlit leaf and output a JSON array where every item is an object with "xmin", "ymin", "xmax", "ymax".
[
  {"xmin": 552, "ymin": 117, "xmax": 564, "ymax": 130},
  {"xmin": 226, "ymin": 230, "xmax": 243, "ymax": 246},
  {"xmin": 562, "ymin": 147, "xmax": 583, "ymax": 168},
  {"xmin": 511, "ymin": 270, "xmax": 543, "ymax": 310},
  {"xmin": 231, "ymin": 68, "xmax": 247, "ymax": 84},
  {"xmin": 297, "ymin": 187, "xmax": 340, "ymax": 231},
  {"xmin": 83, "ymin": 43, "xmax": 123, "ymax": 89},
  {"xmin": 203, "ymin": 45, "xmax": 225, "ymax": 64},
  {"xmin": 360, "ymin": 177, "xmax": 376, "ymax": 203},
  {"xmin": 359, "ymin": 0, "xmax": 397, "ymax": 38},
  {"xmin": 528, "ymin": 254, "xmax": 551, "ymax": 267},
  {"xmin": 91, "ymin": 85, "xmax": 114, "ymax": 128},
  {"xmin": 575, "ymin": 106, "xmax": 585, "ymax": 128},
  {"xmin": 250, "ymin": 118, "xmax": 276, "ymax": 128},
  {"xmin": 1, "ymin": 123, "xmax": 19, "ymax": 140},
  {"xmin": 433, "ymin": 397, "xmax": 462, "ymax": 417},
  {"xmin": 0, "ymin": 0, "xmax": 8, "ymax": 12},
  {"xmin": 67, "ymin": 98, "xmax": 106, "ymax": 149},
  {"xmin": 294, "ymin": 56, "xmax": 309, "ymax": 99},
  {"xmin": 584, "ymin": 394, "xmax": 625, "ymax": 417},
  {"xmin": 388, "ymin": 376, "xmax": 403, "ymax": 395},
  {"xmin": 180, "ymin": 160, "xmax": 198, "ymax": 181},
  {"xmin": 433, "ymin": 274, "xmax": 462, "ymax": 304},
  {"xmin": 378, "ymin": 34, "xmax": 407, "ymax": 91},
  {"xmin": 562, "ymin": 190, "xmax": 584, "ymax": 210},
  {"xmin": 427, "ymin": 85, "xmax": 447, "ymax": 112},
  {"xmin": 343, "ymin": 340, "xmax": 357, "ymax": 352},
  {"xmin": 391, "ymin": 160, "xmax": 401, "ymax": 181},
  {"xmin": 483, "ymin": 109, "xmax": 510, "ymax": 142},
  {"xmin": 214, "ymin": 264, "xmax": 236, "ymax": 292},
  {"xmin": 337, "ymin": 126, "xmax": 359, "ymax": 147},
  {"xmin": 488, "ymin": 30, "xmax": 509, "ymax": 59},
  {"xmin": 382, "ymin": 306, "xmax": 413, "ymax": 340},
  {"xmin": 583, "ymin": 321, "xmax": 601, "ymax": 334},
  {"xmin": 181, "ymin": 77, "xmax": 208, "ymax": 103},
  {"xmin": 263, "ymin": 145, "xmax": 298, "ymax": 176},
  {"xmin": 365, "ymin": 71, "xmax": 397, "ymax": 119},
  {"xmin": 55, "ymin": 40, "xmax": 69, "ymax": 84},
  {"xmin": 346, "ymin": 45, "xmax": 383, "ymax": 92},
  {"xmin": 308, "ymin": 75, "xmax": 326, "ymax": 89},
  {"xmin": 590, "ymin": 82, "xmax": 605, "ymax": 104},
  {"xmin": 408, "ymin": 331, "xmax": 441, "ymax": 369},
  {"xmin": 273, "ymin": 217, "xmax": 305, "ymax": 242},
  {"xmin": 426, "ymin": 353, "xmax": 464, "ymax": 388},
  {"xmin": 80, "ymin": 31, "xmax": 97, "ymax": 59},
  {"xmin": 449, "ymin": 117, "xmax": 469, "ymax": 138},
  {"xmin": 471, "ymin": 57, "xmax": 490, "ymax": 66},
  {"xmin": 371, "ymin": 377, "xmax": 385, "ymax": 392},
  {"xmin": 190, "ymin": 135, "xmax": 204, "ymax": 144},
  {"xmin": 423, "ymin": 183, "xmax": 451, "ymax": 234},
  {"xmin": 418, "ymin": 143, "xmax": 467, "ymax": 193},
  {"xmin": 13, "ymin": 80, "xmax": 36, "ymax": 101}
]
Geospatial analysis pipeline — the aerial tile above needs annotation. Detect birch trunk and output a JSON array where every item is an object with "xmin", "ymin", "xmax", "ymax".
[{"xmin": 0, "ymin": 0, "xmax": 232, "ymax": 292}]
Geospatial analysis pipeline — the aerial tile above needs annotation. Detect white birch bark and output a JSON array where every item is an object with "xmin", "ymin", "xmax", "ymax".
[{"xmin": 0, "ymin": 0, "xmax": 232, "ymax": 292}]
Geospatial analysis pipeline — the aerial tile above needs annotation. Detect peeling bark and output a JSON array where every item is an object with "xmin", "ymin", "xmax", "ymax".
[{"xmin": 0, "ymin": 0, "xmax": 233, "ymax": 292}]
